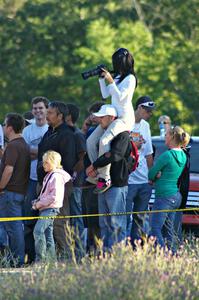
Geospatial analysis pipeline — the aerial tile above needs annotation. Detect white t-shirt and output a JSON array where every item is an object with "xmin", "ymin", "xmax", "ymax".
[
  {"xmin": 99, "ymin": 74, "xmax": 136, "ymax": 130},
  {"xmin": 128, "ymin": 119, "xmax": 153, "ymax": 184},
  {"xmin": 22, "ymin": 122, "xmax": 48, "ymax": 181},
  {"xmin": 0, "ymin": 124, "xmax": 4, "ymax": 148}
]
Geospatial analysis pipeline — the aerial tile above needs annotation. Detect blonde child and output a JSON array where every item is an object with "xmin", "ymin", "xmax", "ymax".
[{"xmin": 32, "ymin": 150, "xmax": 71, "ymax": 262}]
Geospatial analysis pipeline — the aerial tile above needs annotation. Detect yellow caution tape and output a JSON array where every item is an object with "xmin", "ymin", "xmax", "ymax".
[{"xmin": 0, "ymin": 207, "xmax": 198, "ymax": 222}]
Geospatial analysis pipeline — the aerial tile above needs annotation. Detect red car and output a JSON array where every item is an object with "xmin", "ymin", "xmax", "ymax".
[{"xmin": 150, "ymin": 136, "xmax": 199, "ymax": 235}]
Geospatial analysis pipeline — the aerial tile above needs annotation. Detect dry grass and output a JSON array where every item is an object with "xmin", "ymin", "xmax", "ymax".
[{"xmin": 0, "ymin": 237, "xmax": 198, "ymax": 300}]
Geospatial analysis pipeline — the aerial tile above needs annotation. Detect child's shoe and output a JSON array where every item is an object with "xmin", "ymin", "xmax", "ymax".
[{"xmin": 94, "ymin": 178, "xmax": 112, "ymax": 194}]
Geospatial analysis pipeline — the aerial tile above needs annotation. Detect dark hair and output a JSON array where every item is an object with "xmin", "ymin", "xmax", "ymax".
[
  {"xmin": 49, "ymin": 101, "xmax": 69, "ymax": 121},
  {"xmin": 5, "ymin": 113, "xmax": 25, "ymax": 133},
  {"xmin": 31, "ymin": 96, "xmax": 49, "ymax": 108},
  {"xmin": 112, "ymin": 48, "xmax": 137, "ymax": 86},
  {"xmin": 88, "ymin": 101, "xmax": 104, "ymax": 114},
  {"xmin": 66, "ymin": 103, "xmax": 80, "ymax": 124},
  {"xmin": 23, "ymin": 111, "xmax": 34, "ymax": 120}
]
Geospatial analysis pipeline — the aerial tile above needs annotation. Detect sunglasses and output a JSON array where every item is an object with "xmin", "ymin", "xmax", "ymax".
[
  {"xmin": 141, "ymin": 101, "xmax": 155, "ymax": 108},
  {"xmin": 159, "ymin": 121, "xmax": 169, "ymax": 125}
]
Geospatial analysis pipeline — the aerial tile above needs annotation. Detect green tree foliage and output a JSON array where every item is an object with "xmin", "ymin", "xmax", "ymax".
[{"xmin": 0, "ymin": 0, "xmax": 198, "ymax": 134}]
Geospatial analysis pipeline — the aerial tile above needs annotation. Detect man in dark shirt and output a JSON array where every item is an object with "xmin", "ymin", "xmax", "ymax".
[
  {"xmin": 65, "ymin": 103, "xmax": 86, "ymax": 257},
  {"xmin": 86, "ymin": 105, "xmax": 131, "ymax": 250},
  {"xmin": 0, "ymin": 113, "xmax": 30, "ymax": 266},
  {"xmin": 37, "ymin": 101, "xmax": 78, "ymax": 258}
]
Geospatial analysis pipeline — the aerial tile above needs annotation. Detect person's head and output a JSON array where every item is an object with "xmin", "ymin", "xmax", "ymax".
[
  {"xmin": 86, "ymin": 101, "xmax": 105, "ymax": 127},
  {"xmin": 31, "ymin": 96, "xmax": 49, "ymax": 123},
  {"xmin": 165, "ymin": 126, "xmax": 190, "ymax": 148},
  {"xmin": 88, "ymin": 101, "xmax": 105, "ymax": 114},
  {"xmin": 65, "ymin": 103, "xmax": 80, "ymax": 126},
  {"xmin": 47, "ymin": 101, "xmax": 68, "ymax": 128},
  {"xmin": 42, "ymin": 150, "xmax": 62, "ymax": 172},
  {"xmin": 158, "ymin": 115, "xmax": 171, "ymax": 130},
  {"xmin": 112, "ymin": 48, "xmax": 137, "ymax": 85},
  {"xmin": 23, "ymin": 111, "xmax": 34, "ymax": 126},
  {"xmin": 93, "ymin": 104, "xmax": 117, "ymax": 129},
  {"xmin": 3, "ymin": 113, "xmax": 25, "ymax": 139},
  {"xmin": 135, "ymin": 96, "xmax": 155, "ymax": 121}
]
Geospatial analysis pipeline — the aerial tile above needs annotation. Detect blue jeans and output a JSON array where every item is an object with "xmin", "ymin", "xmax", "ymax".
[
  {"xmin": 173, "ymin": 211, "xmax": 183, "ymax": 247},
  {"xmin": 98, "ymin": 186, "xmax": 128, "ymax": 250},
  {"xmin": 150, "ymin": 192, "xmax": 182, "ymax": 251},
  {"xmin": 33, "ymin": 208, "xmax": 59, "ymax": 261},
  {"xmin": 23, "ymin": 179, "xmax": 38, "ymax": 263},
  {"xmin": 0, "ymin": 190, "xmax": 25, "ymax": 265},
  {"xmin": 70, "ymin": 187, "xmax": 84, "ymax": 237},
  {"xmin": 70, "ymin": 187, "xmax": 85, "ymax": 258},
  {"xmin": 0, "ymin": 223, "xmax": 8, "ymax": 248},
  {"xmin": 126, "ymin": 183, "xmax": 152, "ymax": 242}
]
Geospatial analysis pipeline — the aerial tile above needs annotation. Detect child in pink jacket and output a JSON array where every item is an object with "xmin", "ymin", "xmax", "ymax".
[{"xmin": 32, "ymin": 150, "xmax": 71, "ymax": 262}]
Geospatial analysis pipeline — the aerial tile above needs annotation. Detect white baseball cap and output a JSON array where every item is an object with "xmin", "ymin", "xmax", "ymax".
[{"xmin": 93, "ymin": 104, "xmax": 117, "ymax": 117}]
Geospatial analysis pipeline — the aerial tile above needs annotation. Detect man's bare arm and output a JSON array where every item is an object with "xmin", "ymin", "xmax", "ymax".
[
  {"xmin": 146, "ymin": 154, "xmax": 153, "ymax": 169},
  {"xmin": 0, "ymin": 165, "xmax": 14, "ymax": 190}
]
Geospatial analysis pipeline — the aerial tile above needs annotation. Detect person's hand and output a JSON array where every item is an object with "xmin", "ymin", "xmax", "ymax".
[
  {"xmin": 101, "ymin": 68, "xmax": 114, "ymax": 84},
  {"xmin": 86, "ymin": 164, "xmax": 97, "ymax": 178},
  {"xmin": 31, "ymin": 199, "xmax": 39, "ymax": 210},
  {"xmin": 32, "ymin": 202, "xmax": 38, "ymax": 210},
  {"xmin": 156, "ymin": 171, "xmax": 162, "ymax": 179},
  {"xmin": 148, "ymin": 180, "xmax": 154, "ymax": 185}
]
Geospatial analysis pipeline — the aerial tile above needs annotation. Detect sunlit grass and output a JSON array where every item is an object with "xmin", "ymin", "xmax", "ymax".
[{"xmin": 0, "ymin": 237, "xmax": 198, "ymax": 300}]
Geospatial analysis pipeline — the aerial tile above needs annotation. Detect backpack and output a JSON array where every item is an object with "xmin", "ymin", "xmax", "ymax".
[{"xmin": 127, "ymin": 135, "xmax": 139, "ymax": 173}]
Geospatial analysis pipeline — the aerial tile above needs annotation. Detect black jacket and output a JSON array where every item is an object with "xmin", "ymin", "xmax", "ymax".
[
  {"xmin": 93, "ymin": 131, "xmax": 131, "ymax": 187},
  {"xmin": 37, "ymin": 123, "xmax": 77, "ymax": 184}
]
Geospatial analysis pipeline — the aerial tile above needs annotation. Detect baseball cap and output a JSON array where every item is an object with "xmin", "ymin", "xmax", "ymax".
[
  {"xmin": 93, "ymin": 104, "xmax": 117, "ymax": 117},
  {"xmin": 136, "ymin": 96, "xmax": 155, "ymax": 110}
]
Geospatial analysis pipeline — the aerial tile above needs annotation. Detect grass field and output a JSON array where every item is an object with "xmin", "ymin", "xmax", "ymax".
[{"xmin": 0, "ymin": 237, "xmax": 199, "ymax": 300}]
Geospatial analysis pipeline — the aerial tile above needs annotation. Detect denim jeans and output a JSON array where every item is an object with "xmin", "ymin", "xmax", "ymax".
[
  {"xmin": 173, "ymin": 211, "xmax": 183, "ymax": 248},
  {"xmin": 23, "ymin": 179, "xmax": 38, "ymax": 263},
  {"xmin": 98, "ymin": 186, "xmax": 128, "ymax": 250},
  {"xmin": 33, "ymin": 208, "xmax": 59, "ymax": 262},
  {"xmin": 0, "ymin": 190, "xmax": 25, "ymax": 265},
  {"xmin": 70, "ymin": 187, "xmax": 86, "ymax": 258},
  {"xmin": 0, "ymin": 223, "xmax": 8, "ymax": 248},
  {"xmin": 150, "ymin": 192, "xmax": 182, "ymax": 251},
  {"xmin": 126, "ymin": 183, "xmax": 152, "ymax": 242},
  {"xmin": 70, "ymin": 187, "xmax": 84, "ymax": 237}
]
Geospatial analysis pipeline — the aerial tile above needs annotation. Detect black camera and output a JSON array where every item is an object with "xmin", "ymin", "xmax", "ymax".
[{"xmin": 81, "ymin": 64, "xmax": 106, "ymax": 80}]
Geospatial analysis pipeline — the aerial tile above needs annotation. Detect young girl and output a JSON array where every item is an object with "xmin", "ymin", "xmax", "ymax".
[
  {"xmin": 87, "ymin": 48, "xmax": 137, "ymax": 193},
  {"xmin": 32, "ymin": 150, "xmax": 71, "ymax": 262},
  {"xmin": 148, "ymin": 126, "xmax": 190, "ymax": 252}
]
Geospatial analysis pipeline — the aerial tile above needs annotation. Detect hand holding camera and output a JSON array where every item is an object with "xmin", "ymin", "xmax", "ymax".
[{"xmin": 100, "ymin": 68, "xmax": 114, "ymax": 84}]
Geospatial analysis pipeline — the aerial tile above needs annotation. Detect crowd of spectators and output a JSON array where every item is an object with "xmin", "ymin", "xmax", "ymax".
[{"xmin": 0, "ymin": 47, "xmax": 190, "ymax": 267}]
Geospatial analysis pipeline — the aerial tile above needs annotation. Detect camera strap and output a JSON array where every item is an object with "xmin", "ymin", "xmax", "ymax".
[{"xmin": 39, "ymin": 172, "xmax": 56, "ymax": 196}]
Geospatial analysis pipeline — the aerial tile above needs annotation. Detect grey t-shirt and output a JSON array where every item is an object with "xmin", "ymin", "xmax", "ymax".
[{"xmin": 23, "ymin": 122, "xmax": 48, "ymax": 181}]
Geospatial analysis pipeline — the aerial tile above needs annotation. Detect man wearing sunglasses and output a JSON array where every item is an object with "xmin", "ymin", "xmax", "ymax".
[{"xmin": 126, "ymin": 96, "xmax": 155, "ymax": 247}]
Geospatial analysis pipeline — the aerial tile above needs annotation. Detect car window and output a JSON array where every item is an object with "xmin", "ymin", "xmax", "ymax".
[{"xmin": 152, "ymin": 139, "xmax": 199, "ymax": 173}]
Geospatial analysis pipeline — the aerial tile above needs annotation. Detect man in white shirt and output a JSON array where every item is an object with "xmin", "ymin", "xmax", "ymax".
[
  {"xmin": 126, "ymin": 96, "xmax": 155, "ymax": 247},
  {"xmin": 22, "ymin": 96, "xmax": 49, "ymax": 263}
]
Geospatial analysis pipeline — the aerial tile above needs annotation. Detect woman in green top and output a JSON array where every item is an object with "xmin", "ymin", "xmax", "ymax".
[{"xmin": 148, "ymin": 126, "xmax": 189, "ymax": 251}]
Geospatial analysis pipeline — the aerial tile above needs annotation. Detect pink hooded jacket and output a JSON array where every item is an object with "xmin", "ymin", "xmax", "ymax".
[{"xmin": 36, "ymin": 169, "xmax": 71, "ymax": 211}]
